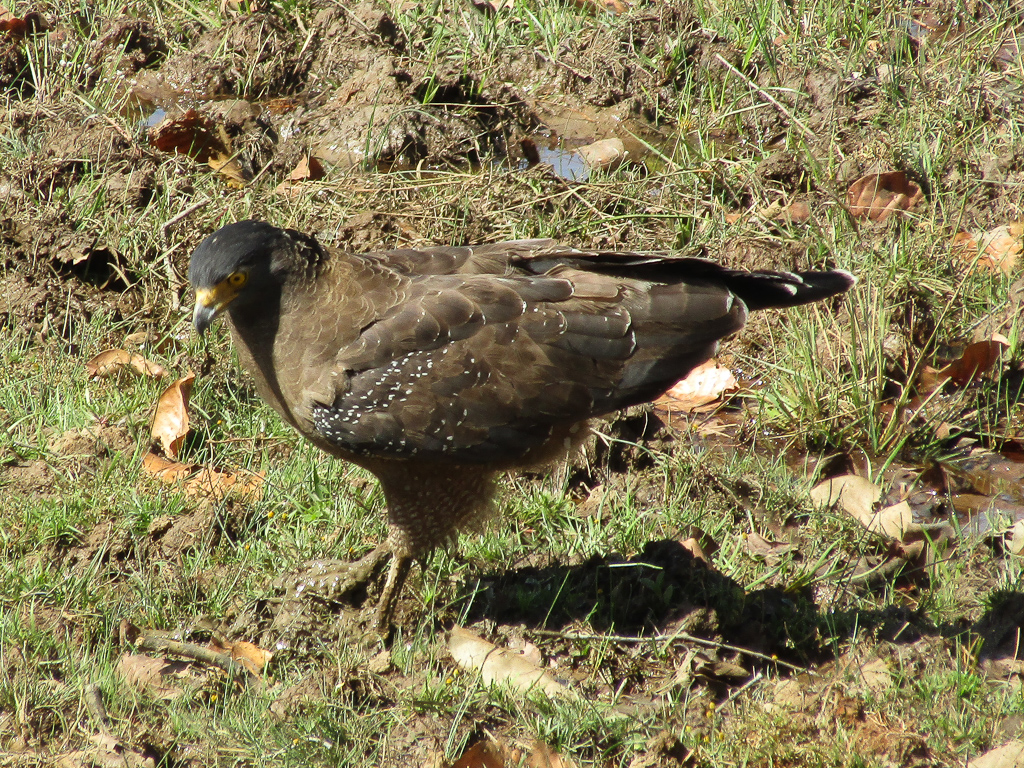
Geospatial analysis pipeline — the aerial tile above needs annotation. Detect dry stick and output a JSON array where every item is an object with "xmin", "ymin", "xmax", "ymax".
[
  {"xmin": 717, "ymin": 670, "xmax": 765, "ymax": 710},
  {"xmin": 713, "ymin": 54, "xmax": 816, "ymax": 141},
  {"xmin": 161, "ymin": 199, "xmax": 209, "ymax": 237},
  {"xmin": 530, "ymin": 628, "xmax": 808, "ymax": 673},
  {"xmin": 161, "ymin": 199, "xmax": 209, "ymax": 312},
  {"xmin": 136, "ymin": 633, "xmax": 243, "ymax": 676},
  {"xmin": 158, "ymin": 242, "xmax": 184, "ymax": 312},
  {"xmin": 83, "ymin": 682, "xmax": 114, "ymax": 738}
]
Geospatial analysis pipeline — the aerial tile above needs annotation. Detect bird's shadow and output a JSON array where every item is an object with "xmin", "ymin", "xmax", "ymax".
[
  {"xmin": 455, "ymin": 539, "xmax": 1024, "ymax": 669},
  {"xmin": 456, "ymin": 539, "xmax": 818, "ymax": 662}
]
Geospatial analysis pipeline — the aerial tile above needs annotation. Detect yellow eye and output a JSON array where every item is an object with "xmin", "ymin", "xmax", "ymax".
[{"xmin": 227, "ymin": 271, "xmax": 248, "ymax": 287}]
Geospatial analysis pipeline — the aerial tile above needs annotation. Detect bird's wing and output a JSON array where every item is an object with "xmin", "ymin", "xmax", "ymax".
[
  {"xmin": 363, "ymin": 239, "xmax": 558, "ymax": 276},
  {"xmin": 307, "ymin": 263, "xmax": 748, "ymax": 464}
]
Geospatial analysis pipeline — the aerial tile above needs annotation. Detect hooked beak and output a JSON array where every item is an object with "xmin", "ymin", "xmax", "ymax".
[{"xmin": 192, "ymin": 286, "xmax": 233, "ymax": 335}]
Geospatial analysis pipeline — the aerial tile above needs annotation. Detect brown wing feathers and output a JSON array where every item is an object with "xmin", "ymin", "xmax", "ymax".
[{"xmin": 188, "ymin": 222, "xmax": 854, "ymax": 467}]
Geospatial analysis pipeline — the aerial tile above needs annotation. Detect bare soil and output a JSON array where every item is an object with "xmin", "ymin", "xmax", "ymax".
[{"xmin": 4, "ymin": 2, "xmax": 1024, "ymax": 766}]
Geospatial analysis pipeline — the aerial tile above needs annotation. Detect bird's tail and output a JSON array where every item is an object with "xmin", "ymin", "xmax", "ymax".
[{"xmin": 722, "ymin": 268, "xmax": 856, "ymax": 311}]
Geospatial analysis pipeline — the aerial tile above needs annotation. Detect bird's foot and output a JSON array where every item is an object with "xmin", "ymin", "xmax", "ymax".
[{"xmin": 271, "ymin": 546, "xmax": 412, "ymax": 634}]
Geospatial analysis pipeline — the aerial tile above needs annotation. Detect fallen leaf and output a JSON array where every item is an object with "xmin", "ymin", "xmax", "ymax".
[
  {"xmin": 141, "ymin": 451, "xmax": 196, "ymax": 482},
  {"xmin": 869, "ymin": 500, "xmax": 916, "ymax": 540},
  {"xmin": 566, "ymin": 0, "xmax": 630, "ymax": 13},
  {"xmin": 86, "ymin": 348, "xmax": 168, "ymax": 379},
  {"xmin": 115, "ymin": 652, "xmax": 187, "ymax": 700},
  {"xmin": 953, "ymin": 222, "xmax": 1022, "ymax": 274},
  {"xmin": 811, "ymin": 476, "xmax": 917, "ymax": 539},
  {"xmin": 449, "ymin": 626, "xmax": 576, "ymax": 700},
  {"xmin": 1008, "ymin": 521, "xmax": 1024, "ymax": 556},
  {"xmin": 451, "ymin": 739, "xmax": 506, "ymax": 768},
  {"xmin": 275, "ymin": 155, "xmax": 326, "ymax": 197},
  {"xmin": 151, "ymin": 372, "xmax": 194, "ymax": 459},
  {"xmin": 968, "ymin": 739, "xmax": 1024, "ymax": 768},
  {"xmin": 184, "ymin": 466, "xmax": 264, "ymax": 502},
  {"xmin": 745, "ymin": 532, "xmax": 792, "ymax": 561},
  {"xmin": 526, "ymin": 741, "xmax": 580, "ymax": 768},
  {"xmin": 576, "ymin": 138, "xmax": 626, "ymax": 171},
  {"xmin": 209, "ymin": 638, "xmax": 274, "ymax": 676},
  {"xmin": 810, "ymin": 474, "xmax": 882, "ymax": 521},
  {"xmin": 679, "ymin": 536, "xmax": 709, "ymax": 563},
  {"xmin": 656, "ymin": 360, "xmax": 738, "ymax": 412},
  {"xmin": 846, "ymin": 172, "xmax": 924, "ymax": 222},
  {"xmin": 778, "ymin": 200, "xmax": 811, "ymax": 223},
  {"xmin": 941, "ymin": 335, "xmax": 1010, "ymax": 386},
  {"xmin": 0, "ymin": 11, "xmax": 48, "ymax": 39},
  {"xmin": 142, "ymin": 451, "xmax": 264, "ymax": 503},
  {"xmin": 149, "ymin": 109, "xmax": 250, "ymax": 186},
  {"xmin": 470, "ymin": 0, "xmax": 515, "ymax": 13}
]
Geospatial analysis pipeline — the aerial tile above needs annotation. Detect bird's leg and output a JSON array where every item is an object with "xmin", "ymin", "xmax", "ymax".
[
  {"xmin": 371, "ymin": 553, "xmax": 412, "ymax": 633},
  {"xmin": 281, "ymin": 545, "xmax": 392, "ymax": 601},
  {"xmin": 272, "ymin": 534, "xmax": 417, "ymax": 633}
]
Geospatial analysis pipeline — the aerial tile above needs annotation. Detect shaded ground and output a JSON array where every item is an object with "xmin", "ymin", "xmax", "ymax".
[{"xmin": 3, "ymin": 1, "xmax": 1024, "ymax": 766}]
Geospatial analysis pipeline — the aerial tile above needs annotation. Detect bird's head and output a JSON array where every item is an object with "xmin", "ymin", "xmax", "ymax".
[{"xmin": 189, "ymin": 220, "xmax": 323, "ymax": 334}]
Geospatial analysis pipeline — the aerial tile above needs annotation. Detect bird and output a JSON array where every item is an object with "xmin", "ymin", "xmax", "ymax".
[{"xmin": 189, "ymin": 219, "xmax": 854, "ymax": 631}]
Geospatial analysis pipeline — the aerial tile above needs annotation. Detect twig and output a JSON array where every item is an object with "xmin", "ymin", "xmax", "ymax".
[
  {"xmin": 83, "ymin": 682, "xmax": 113, "ymax": 737},
  {"xmin": 135, "ymin": 632, "xmax": 243, "ymax": 676},
  {"xmin": 161, "ymin": 199, "xmax": 209, "ymax": 237},
  {"xmin": 158, "ymin": 241, "xmax": 184, "ymax": 311},
  {"xmin": 713, "ymin": 53, "xmax": 816, "ymax": 140},
  {"xmin": 529, "ymin": 628, "xmax": 808, "ymax": 673},
  {"xmin": 716, "ymin": 670, "xmax": 764, "ymax": 710}
]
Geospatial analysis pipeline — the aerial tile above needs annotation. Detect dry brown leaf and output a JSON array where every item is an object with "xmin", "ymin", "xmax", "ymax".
[
  {"xmin": 207, "ymin": 150, "xmax": 250, "ymax": 188},
  {"xmin": 811, "ymin": 475, "xmax": 917, "ymax": 539},
  {"xmin": 449, "ymin": 626, "xmax": 576, "ymax": 700},
  {"xmin": 941, "ymin": 335, "xmax": 1009, "ymax": 386},
  {"xmin": 952, "ymin": 222, "xmax": 1022, "ymax": 274},
  {"xmin": 778, "ymin": 200, "xmax": 811, "ymax": 223},
  {"xmin": 115, "ymin": 652, "xmax": 187, "ymax": 700},
  {"xmin": 526, "ymin": 741, "xmax": 580, "ymax": 768},
  {"xmin": 209, "ymin": 638, "xmax": 274, "ymax": 676},
  {"xmin": 288, "ymin": 155, "xmax": 325, "ymax": 182},
  {"xmin": 0, "ymin": 12, "xmax": 48, "ymax": 39},
  {"xmin": 276, "ymin": 155, "xmax": 326, "ymax": 197},
  {"xmin": 149, "ymin": 109, "xmax": 224, "ymax": 162},
  {"xmin": 916, "ymin": 332, "xmax": 1009, "ymax": 396},
  {"xmin": 810, "ymin": 474, "xmax": 882, "ymax": 520},
  {"xmin": 567, "ymin": 0, "xmax": 629, "ymax": 13},
  {"xmin": 141, "ymin": 451, "xmax": 196, "ymax": 482},
  {"xmin": 86, "ymin": 348, "xmax": 168, "ymax": 379},
  {"xmin": 151, "ymin": 372, "xmax": 194, "ymax": 459},
  {"xmin": 470, "ymin": 0, "xmax": 515, "ymax": 12},
  {"xmin": 184, "ymin": 466, "xmax": 265, "ymax": 502},
  {"xmin": 451, "ymin": 740, "xmax": 506, "ymax": 768},
  {"xmin": 968, "ymin": 739, "xmax": 1024, "ymax": 768},
  {"xmin": 846, "ymin": 172, "xmax": 924, "ymax": 222},
  {"xmin": 679, "ymin": 536, "xmax": 708, "ymax": 563},
  {"xmin": 657, "ymin": 360, "xmax": 738, "ymax": 412},
  {"xmin": 142, "ymin": 451, "xmax": 264, "ymax": 503},
  {"xmin": 745, "ymin": 532, "xmax": 792, "ymax": 561},
  {"xmin": 576, "ymin": 138, "xmax": 626, "ymax": 171},
  {"xmin": 149, "ymin": 110, "xmax": 249, "ymax": 186}
]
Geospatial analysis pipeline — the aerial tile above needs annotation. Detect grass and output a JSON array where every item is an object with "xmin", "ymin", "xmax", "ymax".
[{"xmin": 2, "ymin": 0, "xmax": 1024, "ymax": 765}]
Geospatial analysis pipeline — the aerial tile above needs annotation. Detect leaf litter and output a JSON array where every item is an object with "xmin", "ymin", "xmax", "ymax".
[{"xmin": 6, "ymin": 0, "xmax": 1024, "ymax": 765}]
